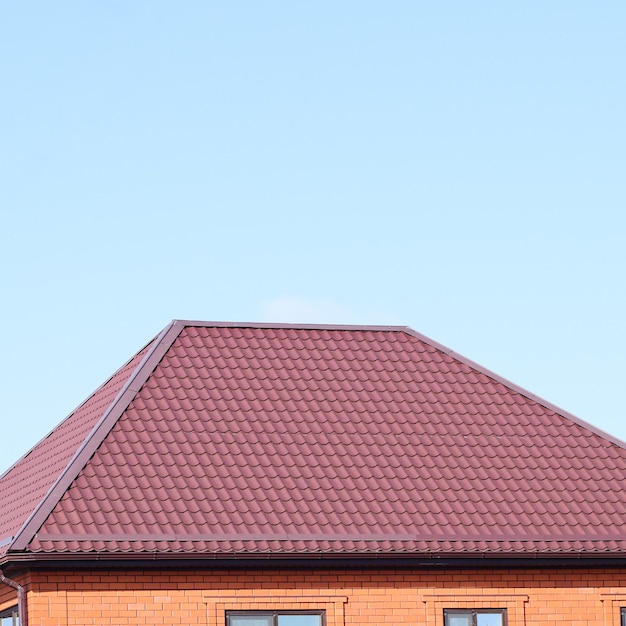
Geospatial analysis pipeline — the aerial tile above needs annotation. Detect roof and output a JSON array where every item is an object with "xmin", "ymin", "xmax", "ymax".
[{"xmin": 2, "ymin": 319, "xmax": 626, "ymax": 565}]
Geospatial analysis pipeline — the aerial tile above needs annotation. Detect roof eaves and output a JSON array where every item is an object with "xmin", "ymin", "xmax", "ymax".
[
  {"xmin": 8, "ymin": 320, "xmax": 186, "ymax": 553},
  {"xmin": 402, "ymin": 327, "xmax": 626, "ymax": 451},
  {"xmin": 7, "ymin": 551, "xmax": 626, "ymax": 570}
]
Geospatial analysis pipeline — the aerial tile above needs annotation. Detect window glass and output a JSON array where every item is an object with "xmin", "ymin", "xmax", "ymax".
[
  {"xmin": 444, "ymin": 609, "xmax": 504, "ymax": 626},
  {"xmin": 0, "ymin": 608, "xmax": 18, "ymax": 626},
  {"xmin": 277, "ymin": 616, "xmax": 321, "ymax": 626},
  {"xmin": 477, "ymin": 614, "xmax": 503, "ymax": 626},
  {"xmin": 227, "ymin": 613, "xmax": 322, "ymax": 626},
  {"xmin": 446, "ymin": 613, "xmax": 473, "ymax": 626},
  {"xmin": 229, "ymin": 616, "xmax": 273, "ymax": 626}
]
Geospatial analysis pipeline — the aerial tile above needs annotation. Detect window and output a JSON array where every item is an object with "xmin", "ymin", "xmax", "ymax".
[
  {"xmin": 621, "ymin": 607, "xmax": 626, "ymax": 626},
  {"xmin": 0, "ymin": 607, "xmax": 18, "ymax": 626},
  {"xmin": 227, "ymin": 612, "xmax": 324, "ymax": 626},
  {"xmin": 444, "ymin": 609, "xmax": 506, "ymax": 626}
]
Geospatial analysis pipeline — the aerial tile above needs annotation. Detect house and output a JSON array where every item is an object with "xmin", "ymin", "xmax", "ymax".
[{"xmin": 2, "ymin": 319, "xmax": 626, "ymax": 626}]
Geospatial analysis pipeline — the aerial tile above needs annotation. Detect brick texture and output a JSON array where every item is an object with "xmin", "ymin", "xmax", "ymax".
[
  {"xmin": 17, "ymin": 568, "xmax": 626, "ymax": 626},
  {"xmin": 0, "ymin": 571, "xmax": 29, "ymax": 614}
]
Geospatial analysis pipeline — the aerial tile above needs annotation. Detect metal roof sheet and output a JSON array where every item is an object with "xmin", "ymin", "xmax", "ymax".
[
  {"xmin": 0, "ymin": 340, "xmax": 154, "ymax": 557},
  {"xmin": 2, "ymin": 321, "xmax": 626, "ymax": 561}
]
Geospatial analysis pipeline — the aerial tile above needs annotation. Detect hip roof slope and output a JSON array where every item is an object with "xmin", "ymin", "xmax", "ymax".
[
  {"xmin": 3, "ymin": 321, "xmax": 626, "ymax": 561},
  {"xmin": 0, "ymin": 340, "xmax": 154, "ymax": 557}
]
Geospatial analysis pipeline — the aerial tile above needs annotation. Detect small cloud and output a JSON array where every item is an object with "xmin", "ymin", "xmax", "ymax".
[
  {"xmin": 260, "ymin": 296, "xmax": 358, "ymax": 325},
  {"xmin": 259, "ymin": 296, "xmax": 402, "ymax": 326}
]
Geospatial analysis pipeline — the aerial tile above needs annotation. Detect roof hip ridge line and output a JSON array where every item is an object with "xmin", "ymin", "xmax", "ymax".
[
  {"xmin": 402, "ymin": 327, "xmax": 626, "ymax": 451},
  {"xmin": 8, "ymin": 320, "xmax": 186, "ymax": 553}
]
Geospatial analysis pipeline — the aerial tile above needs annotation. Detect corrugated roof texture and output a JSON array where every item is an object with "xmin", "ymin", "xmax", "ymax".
[
  {"xmin": 0, "ymin": 342, "xmax": 153, "ymax": 556},
  {"xmin": 19, "ymin": 324, "xmax": 626, "ymax": 557}
]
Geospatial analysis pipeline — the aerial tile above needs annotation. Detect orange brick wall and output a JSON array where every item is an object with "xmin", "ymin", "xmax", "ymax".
[
  {"xmin": 0, "ymin": 571, "xmax": 29, "ymax": 614},
  {"xmin": 8, "ymin": 568, "xmax": 626, "ymax": 626}
]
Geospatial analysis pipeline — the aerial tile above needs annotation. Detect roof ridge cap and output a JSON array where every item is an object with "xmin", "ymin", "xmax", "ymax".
[
  {"xmin": 173, "ymin": 319, "xmax": 412, "ymax": 332},
  {"xmin": 404, "ymin": 327, "xmax": 626, "ymax": 451},
  {"xmin": 9, "ymin": 320, "xmax": 185, "ymax": 553}
]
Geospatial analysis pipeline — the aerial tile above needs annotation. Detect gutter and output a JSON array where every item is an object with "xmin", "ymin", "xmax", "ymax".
[
  {"xmin": 0, "ymin": 570, "xmax": 27, "ymax": 626},
  {"xmin": 6, "ymin": 550, "xmax": 626, "ymax": 571}
]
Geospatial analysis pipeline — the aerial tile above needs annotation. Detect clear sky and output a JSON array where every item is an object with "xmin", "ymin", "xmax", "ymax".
[{"xmin": 1, "ymin": 2, "xmax": 625, "ymax": 472}]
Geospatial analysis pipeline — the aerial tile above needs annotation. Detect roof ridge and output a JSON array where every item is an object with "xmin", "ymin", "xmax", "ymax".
[
  {"xmin": 9, "ymin": 320, "xmax": 186, "ymax": 553},
  {"xmin": 403, "ymin": 327, "xmax": 626, "ymax": 451},
  {"xmin": 0, "ymin": 343, "xmax": 152, "ymax": 483},
  {"xmin": 172, "ymin": 319, "xmax": 412, "ymax": 332}
]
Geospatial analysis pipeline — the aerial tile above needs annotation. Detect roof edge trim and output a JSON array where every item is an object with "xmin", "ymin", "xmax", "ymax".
[
  {"xmin": 9, "ymin": 321, "xmax": 186, "ymax": 553},
  {"xmin": 6, "ymin": 552, "xmax": 626, "ymax": 568},
  {"xmin": 403, "ymin": 327, "xmax": 626, "ymax": 451}
]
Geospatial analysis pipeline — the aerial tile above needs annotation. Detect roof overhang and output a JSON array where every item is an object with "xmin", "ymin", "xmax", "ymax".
[{"xmin": 5, "ymin": 550, "xmax": 626, "ymax": 573}]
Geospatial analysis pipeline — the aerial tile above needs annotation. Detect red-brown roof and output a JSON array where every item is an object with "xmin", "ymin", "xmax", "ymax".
[
  {"xmin": 2, "ymin": 320, "xmax": 626, "ymax": 563},
  {"xmin": 0, "ymin": 340, "xmax": 154, "ymax": 557}
]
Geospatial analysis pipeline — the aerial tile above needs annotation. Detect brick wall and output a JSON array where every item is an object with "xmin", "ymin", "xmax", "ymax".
[
  {"xmin": 0, "ymin": 571, "xmax": 29, "ymax": 615},
  {"xmin": 12, "ymin": 568, "xmax": 626, "ymax": 626}
]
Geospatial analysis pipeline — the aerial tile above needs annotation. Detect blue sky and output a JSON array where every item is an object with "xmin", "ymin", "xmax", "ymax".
[{"xmin": 1, "ymin": 2, "xmax": 625, "ymax": 471}]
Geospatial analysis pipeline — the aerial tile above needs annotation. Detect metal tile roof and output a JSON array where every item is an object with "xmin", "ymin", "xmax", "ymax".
[
  {"xmin": 0, "ymin": 341, "xmax": 153, "ymax": 557},
  {"xmin": 3, "ymin": 320, "xmax": 626, "ymax": 562}
]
